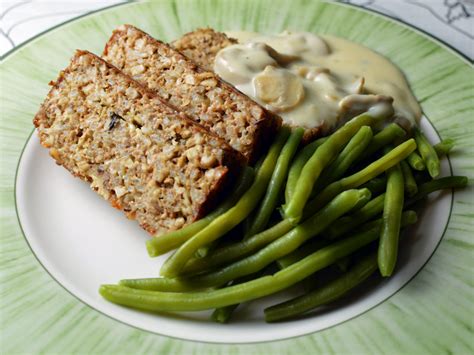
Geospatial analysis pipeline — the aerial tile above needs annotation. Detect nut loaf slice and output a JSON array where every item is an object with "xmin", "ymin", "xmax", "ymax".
[
  {"xmin": 172, "ymin": 28, "xmax": 237, "ymax": 71},
  {"xmin": 103, "ymin": 25, "xmax": 280, "ymax": 162},
  {"xmin": 33, "ymin": 50, "xmax": 243, "ymax": 235}
]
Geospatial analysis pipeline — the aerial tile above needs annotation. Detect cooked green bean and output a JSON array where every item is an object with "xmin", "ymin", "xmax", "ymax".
[
  {"xmin": 146, "ymin": 166, "xmax": 254, "ymax": 257},
  {"xmin": 182, "ymin": 219, "xmax": 294, "ymax": 275},
  {"xmin": 317, "ymin": 126, "xmax": 373, "ymax": 189},
  {"xmin": 285, "ymin": 111, "xmax": 387, "ymax": 224},
  {"xmin": 304, "ymin": 139, "xmax": 416, "ymax": 217},
  {"xmin": 336, "ymin": 256, "xmax": 352, "ymax": 272},
  {"xmin": 120, "ymin": 189, "xmax": 371, "ymax": 291},
  {"xmin": 159, "ymin": 127, "xmax": 291, "ymax": 277},
  {"xmin": 246, "ymin": 128, "xmax": 304, "ymax": 237},
  {"xmin": 211, "ymin": 271, "xmax": 264, "ymax": 323},
  {"xmin": 276, "ymin": 239, "xmax": 329, "ymax": 269},
  {"xmin": 326, "ymin": 193, "xmax": 385, "ymax": 239},
  {"xmin": 195, "ymin": 223, "xmax": 245, "ymax": 259},
  {"xmin": 328, "ymin": 174, "xmax": 466, "ymax": 242},
  {"xmin": 195, "ymin": 239, "xmax": 220, "ymax": 259},
  {"xmin": 400, "ymin": 160, "xmax": 418, "ymax": 197},
  {"xmin": 406, "ymin": 176, "xmax": 468, "ymax": 207},
  {"xmin": 349, "ymin": 192, "xmax": 373, "ymax": 212},
  {"xmin": 434, "ymin": 139, "xmax": 454, "ymax": 156},
  {"xmin": 414, "ymin": 127, "xmax": 440, "ymax": 178},
  {"xmin": 176, "ymin": 189, "xmax": 371, "ymax": 288},
  {"xmin": 119, "ymin": 276, "xmax": 207, "ymax": 292},
  {"xmin": 265, "ymin": 253, "xmax": 378, "ymax": 322},
  {"xmin": 360, "ymin": 176, "xmax": 387, "ymax": 195},
  {"xmin": 285, "ymin": 138, "xmax": 327, "ymax": 204},
  {"xmin": 407, "ymin": 151, "xmax": 425, "ymax": 171},
  {"xmin": 358, "ymin": 123, "xmax": 406, "ymax": 161},
  {"xmin": 100, "ymin": 211, "xmax": 417, "ymax": 312},
  {"xmin": 282, "ymin": 208, "xmax": 416, "ymax": 270},
  {"xmin": 212, "ymin": 304, "xmax": 239, "ymax": 323},
  {"xmin": 378, "ymin": 161, "xmax": 404, "ymax": 277}
]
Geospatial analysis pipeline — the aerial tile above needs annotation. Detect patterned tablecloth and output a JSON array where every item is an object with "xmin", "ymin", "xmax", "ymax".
[{"xmin": 0, "ymin": 0, "xmax": 473, "ymax": 59}]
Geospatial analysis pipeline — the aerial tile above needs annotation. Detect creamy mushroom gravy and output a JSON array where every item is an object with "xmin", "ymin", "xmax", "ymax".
[{"xmin": 215, "ymin": 31, "xmax": 422, "ymax": 132}]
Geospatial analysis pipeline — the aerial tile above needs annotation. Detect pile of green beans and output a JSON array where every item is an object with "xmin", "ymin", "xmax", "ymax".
[
  {"xmin": 100, "ymin": 212, "xmax": 417, "ymax": 312},
  {"xmin": 284, "ymin": 111, "xmax": 389, "ymax": 224},
  {"xmin": 99, "ymin": 111, "xmax": 468, "ymax": 323}
]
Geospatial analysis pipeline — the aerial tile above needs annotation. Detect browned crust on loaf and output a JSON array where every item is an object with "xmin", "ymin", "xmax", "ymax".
[
  {"xmin": 172, "ymin": 28, "xmax": 238, "ymax": 71},
  {"xmin": 103, "ymin": 25, "xmax": 281, "ymax": 163},
  {"xmin": 33, "ymin": 50, "xmax": 243, "ymax": 235}
]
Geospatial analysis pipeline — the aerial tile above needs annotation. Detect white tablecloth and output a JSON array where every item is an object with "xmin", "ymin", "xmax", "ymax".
[{"xmin": 1, "ymin": 1, "xmax": 472, "ymax": 59}]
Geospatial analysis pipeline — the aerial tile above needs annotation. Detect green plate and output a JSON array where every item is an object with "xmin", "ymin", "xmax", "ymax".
[{"xmin": 1, "ymin": 0, "xmax": 472, "ymax": 352}]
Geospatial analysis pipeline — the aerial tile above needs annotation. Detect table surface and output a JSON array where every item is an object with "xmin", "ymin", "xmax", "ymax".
[{"xmin": 0, "ymin": 0, "xmax": 473, "ymax": 59}]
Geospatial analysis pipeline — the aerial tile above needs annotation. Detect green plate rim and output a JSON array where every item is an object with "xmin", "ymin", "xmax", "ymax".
[{"xmin": 1, "ymin": 0, "xmax": 472, "ymax": 349}]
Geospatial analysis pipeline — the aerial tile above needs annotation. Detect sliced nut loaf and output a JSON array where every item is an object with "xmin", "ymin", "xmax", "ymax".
[
  {"xmin": 103, "ymin": 25, "xmax": 280, "ymax": 162},
  {"xmin": 33, "ymin": 50, "xmax": 243, "ymax": 235}
]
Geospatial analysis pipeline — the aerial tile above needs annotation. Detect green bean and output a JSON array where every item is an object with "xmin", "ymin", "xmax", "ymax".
[
  {"xmin": 265, "ymin": 253, "xmax": 378, "ymax": 322},
  {"xmin": 146, "ymin": 166, "xmax": 254, "ymax": 257},
  {"xmin": 406, "ymin": 176, "xmax": 468, "ymax": 207},
  {"xmin": 335, "ymin": 256, "xmax": 352, "ymax": 272},
  {"xmin": 195, "ymin": 239, "xmax": 220, "ymax": 259},
  {"xmin": 181, "ymin": 219, "xmax": 294, "ymax": 276},
  {"xmin": 212, "ymin": 304, "xmax": 240, "ymax": 323},
  {"xmin": 159, "ymin": 127, "xmax": 291, "ymax": 277},
  {"xmin": 277, "ymin": 239, "xmax": 329, "ymax": 269},
  {"xmin": 349, "ymin": 193, "xmax": 372, "ymax": 212},
  {"xmin": 414, "ymin": 127, "xmax": 440, "ymax": 178},
  {"xmin": 119, "ymin": 277, "xmax": 207, "ymax": 292},
  {"xmin": 211, "ymin": 271, "xmax": 263, "ymax": 323},
  {"xmin": 285, "ymin": 111, "xmax": 387, "ymax": 224},
  {"xmin": 246, "ymin": 128, "xmax": 304, "ymax": 238},
  {"xmin": 304, "ymin": 139, "xmax": 416, "ymax": 217},
  {"xmin": 195, "ymin": 224, "xmax": 244, "ymax": 259},
  {"xmin": 358, "ymin": 123, "xmax": 406, "ymax": 161},
  {"xmin": 378, "ymin": 158, "xmax": 404, "ymax": 277},
  {"xmin": 285, "ymin": 138, "xmax": 326, "ymax": 204},
  {"xmin": 328, "ymin": 175, "xmax": 467, "ymax": 243},
  {"xmin": 282, "ymin": 208, "xmax": 416, "ymax": 269},
  {"xmin": 407, "ymin": 151, "xmax": 426, "ymax": 171},
  {"xmin": 400, "ymin": 160, "xmax": 418, "ymax": 197},
  {"xmin": 100, "ymin": 212, "xmax": 417, "ymax": 312},
  {"xmin": 326, "ymin": 193, "xmax": 385, "ymax": 240},
  {"xmin": 434, "ymin": 139, "xmax": 454, "ymax": 156},
  {"xmin": 317, "ymin": 126, "xmax": 373, "ymax": 189},
  {"xmin": 360, "ymin": 176, "xmax": 387, "ymax": 195},
  {"xmin": 120, "ymin": 189, "xmax": 371, "ymax": 292},
  {"xmin": 179, "ymin": 189, "xmax": 371, "ymax": 288}
]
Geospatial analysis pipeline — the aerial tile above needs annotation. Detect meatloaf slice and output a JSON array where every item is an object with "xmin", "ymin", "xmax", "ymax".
[
  {"xmin": 172, "ymin": 28, "xmax": 237, "ymax": 71},
  {"xmin": 103, "ymin": 25, "xmax": 280, "ymax": 162},
  {"xmin": 33, "ymin": 50, "xmax": 243, "ymax": 235}
]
